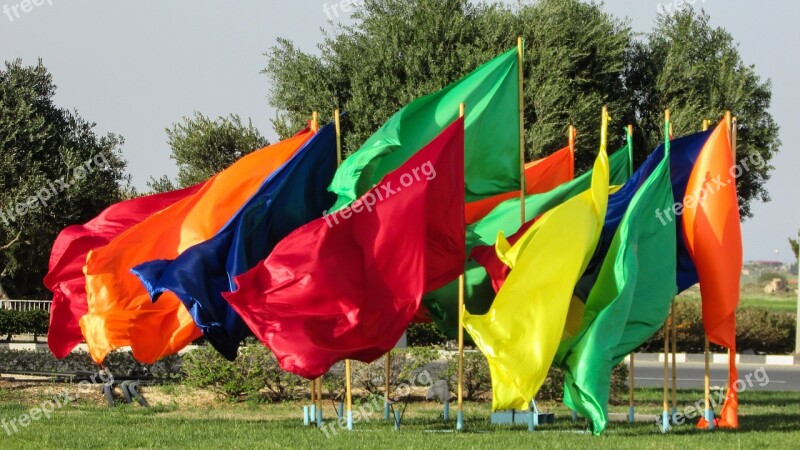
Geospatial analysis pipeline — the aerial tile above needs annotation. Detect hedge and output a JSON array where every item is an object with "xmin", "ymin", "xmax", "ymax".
[
  {"xmin": 0, "ymin": 348, "xmax": 182, "ymax": 380},
  {"xmin": 0, "ymin": 309, "xmax": 49, "ymax": 341}
]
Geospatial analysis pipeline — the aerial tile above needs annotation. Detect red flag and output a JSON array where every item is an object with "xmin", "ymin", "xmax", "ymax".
[
  {"xmin": 224, "ymin": 118, "xmax": 466, "ymax": 379},
  {"xmin": 465, "ymin": 146, "xmax": 574, "ymax": 224},
  {"xmin": 44, "ymin": 184, "xmax": 204, "ymax": 359},
  {"xmin": 683, "ymin": 120, "xmax": 741, "ymax": 428}
]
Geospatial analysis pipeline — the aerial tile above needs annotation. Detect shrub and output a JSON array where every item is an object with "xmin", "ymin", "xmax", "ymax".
[
  {"xmin": 406, "ymin": 322, "xmax": 448, "ymax": 347},
  {"xmin": 638, "ymin": 299, "xmax": 795, "ymax": 354},
  {"xmin": 758, "ymin": 272, "xmax": 788, "ymax": 284},
  {"xmin": 182, "ymin": 345, "xmax": 302, "ymax": 401}
]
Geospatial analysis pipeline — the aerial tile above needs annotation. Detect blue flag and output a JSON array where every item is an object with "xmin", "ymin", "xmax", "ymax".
[
  {"xmin": 574, "ymin": 128, "xmax": 714, "ymax": 300},
  {"xmin": 132, "ymin": 123, "xmax": 337, "ymax": 360}
]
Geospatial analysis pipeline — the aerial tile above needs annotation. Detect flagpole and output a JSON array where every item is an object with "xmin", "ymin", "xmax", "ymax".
[
  {"xmin": 701, "ymin": 117, "xmax": 714, "ymax": 429},
  {"xmin": 661, "ymin": 109, "xmax": 671, "ymax": 433},
  {"xmin": 626, "ymin": 124, "xmax": 635, "ymax": 424},
  {"xmin": 334, "ymin": 108, "xmax": 354, "ymax": 431},
  {"xmin": 384, "ymin": 351, "xmax": 392, "ymax": 420},
  {"xmin": 316, "ymin": 378, "xmax": 323, "ymax": 427},
  {"xmin": 628, "ymin": 352, "xmax": 635, "ymax": 423},
  {"xmin": 671, "ymin": 300, "xmax": 678, "ymax": 420},
  {"xmin": 457, "ymin": 102, "xmax": 466, "ymax": 432},
  {"xmin": 312, "ymin": 111, "xmax": 319, "ymax": 133},
  {"xmin": 517, "ymin": 37, "xmax": 526, "ymax": 226}
]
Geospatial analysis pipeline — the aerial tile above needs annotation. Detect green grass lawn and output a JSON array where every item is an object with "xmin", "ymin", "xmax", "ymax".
[
  {"xmin": 739, "ymin": 296, "xmax": 797, "ymax": 313},
  {"xmin": 1, "ymin": 385, "xmax": 798, "ymax": 449}
]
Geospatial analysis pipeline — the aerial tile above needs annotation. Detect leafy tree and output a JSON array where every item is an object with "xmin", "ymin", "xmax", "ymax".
[
  {"xmin": 264, "ymin": 0, "xmax": 634, "ymax": 173},
  {"xmin": 156, "ymin": 112, "xmax": 269, "ymax": 189},
  {"xmin": 265, "ymin": 0, "xmax": 779, "ymax": 218},
  {"xmin": 790, "ymin": 230, "xmax": 799, "ymax": 260},
  {"xmin": 626, "ymin": 9, "xmax": 780, "ymax": 219},
  {"xmin": 0, "ymin": 60, "xmax": 128, "ymax": 299}
]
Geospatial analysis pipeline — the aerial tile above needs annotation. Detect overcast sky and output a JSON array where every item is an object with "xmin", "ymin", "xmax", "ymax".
[{"xmin": 1, "ymin": 0, "xmax": 797, "ymax": 262}]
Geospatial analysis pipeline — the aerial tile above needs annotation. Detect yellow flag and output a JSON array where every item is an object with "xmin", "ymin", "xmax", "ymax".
[{"xmin": 463, "ymin": 144, "xmax": 610, "ymax": 411}]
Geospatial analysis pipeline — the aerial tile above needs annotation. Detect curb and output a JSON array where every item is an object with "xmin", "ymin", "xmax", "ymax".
[{"xmin": 625, "ymin": 352, "xmax": 799, "ymax": 366}]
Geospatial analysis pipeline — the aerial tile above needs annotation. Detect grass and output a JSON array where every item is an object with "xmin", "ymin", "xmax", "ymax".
[
  {"xmin": 1, "ymin": 385, "xmax": 798, "ymax": 449},
  {"xmin": 679, "ymin": 289, "xmax": 797, "ymax": 314}
]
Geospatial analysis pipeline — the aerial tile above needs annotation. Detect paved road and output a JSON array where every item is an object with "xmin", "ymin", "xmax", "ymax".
[{"xmin": 633, "ymin": 361, "xmax": 800, "ymax": 391}]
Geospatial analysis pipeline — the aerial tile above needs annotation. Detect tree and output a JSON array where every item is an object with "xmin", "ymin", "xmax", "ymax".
[
  {"xmin": 264, "ymin": 0, "xmax": 778, "ymax": 218},
  {"xmin": 626, "ymin": 9, "xmax": 780, "ymax": 219},
  {"xmin": 790, "ymin": 230, "xmax": 799, "ymax": 260},
  {"xmin": 0, "ymin": 60, "xmax": 128, "ymax": 299},
  {"xmin": 264, "ymin": 0, "xmax": 634, "ymax": 173},
  {"xmin": 156, "ymin": 112, "xmax": 268, "ymax": 189}
]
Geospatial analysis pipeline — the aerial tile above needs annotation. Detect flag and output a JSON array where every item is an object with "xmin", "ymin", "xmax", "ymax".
[
  {"xmin": 463, "ymin": 143, "xmax": 609, "ymax": 411},
  {"xmin": 554, "ymin": 132, "xmax": 676, "ymax": 435},
  {"xmin": 80, "ymin": 129, "xmax": 314, "ymax": 364},
  {"xmin": 329, "ymin": 48, "xmax": 519, "ymax": 210},
  {"xmin": 224, "ymin": 118, "xmax": 466, "ymax": 379},
  {"xmin": 423, "ymin": 144, "xmax": 632, "ymax": 339},
  {"xmin": 464, "ymin": 145, "xmax": 574, "ymax": 224},
  {"xmin": 683, "ymin": 120, "xmax": 741, "ymax": 428},
  {"xmin": 44, "ymin": 183, "xmax": 204, "ymax": 359},
  {"xmin": 131, "ymin": 123, "xmax": 337, "ymax": 361}
]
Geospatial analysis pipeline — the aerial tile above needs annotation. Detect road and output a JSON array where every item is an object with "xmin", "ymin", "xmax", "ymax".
[{"xmin": 633, "ymin": 361, "xmax": 800, "ymax": 391}]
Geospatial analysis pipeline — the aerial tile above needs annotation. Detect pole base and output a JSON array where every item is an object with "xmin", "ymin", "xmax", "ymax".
[
  {"xmin": 347, "ymin": 410, "xmax": 353, "ymax": 430},
  {"xmin": 316, "ymin": 408, "xmax": 323, "ymax": 428},
  {"xmin": 704, "ymin": 409, "xmax": 715, "ymax": 430},
  {"xmin": 671, "ymin": 407, "xmax": 679, "ymax": 425},
  {"xmin": 456, "ymin": 410, "xmax": 464, "ymax": 431},
  {"xmin": 443, "ymin": 401, "xmax": 450, "ymax": 422},
  {"xmin": 303, "ymin": 405, "xmax": 310, "ymax": 426},
  {"xmin": 628, "ymin": 406, "xmax": 635, "ymax": 423},
  {"xmin": 384, "ymin": 401, "xmax": 391, "ymax": 421},
  {"xmin": 661, "ymin": 411, "xmax": 670, "ymax": 433},
  {"xmin": 337, "ymin": 402, "xmax": 344, "ymax": 420}
]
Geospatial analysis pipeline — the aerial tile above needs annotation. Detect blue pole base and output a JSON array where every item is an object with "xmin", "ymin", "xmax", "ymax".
[
  {"xmin": 443, "ymin": 401, "xmax": 450, "ymax": 422},
  {"xmin": 628, "ymin": 406, "xmax": 635, "ymax": 423},
  {"xmin": 384, "ymin": 401, "xmax": 391, "ymax": 421},
  {"xmin": 704, "ymin": 409, "xmax": 715, "ymax": 430},
  {"xmin": 456, "ymin": 410, "xmax": 464, "ymax": 431},
  {"xmin": 316, "ymin": 408, "xmax": 323, "ymax": 428},
  {"xmin": 303, "ymin": 405, "xmax": 310, "ymax": 426},
  {"xmin": 394, "ymin": 410, "xmax": 401, "ymax": 431},
  {"xmin": 347, "ymin": 410, "xmax": 353, "ymax": 430},
  {"xmin": 671, "ymin": 407, "xmax": 679, "ymax": 425},
  {"xmin": 310, "ymin": 404, "xmax": 316, "ymax": 423},
  {"xmin": 661, "ymin": 411, "xmax": 670, "ymax": 433},
  {"xmin": 337, "ymin": 402, "xmax": 344, "ymax": 420},
  {"xmin": 571, "ymin": 410, "xmax": 578, "ymax": 422}
]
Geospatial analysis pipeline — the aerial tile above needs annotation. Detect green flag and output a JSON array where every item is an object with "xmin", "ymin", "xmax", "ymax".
[
  {"xmin": 554, "ymin": 141, "xmax": 676, "ymax": 435},
  {"xmin": 329, "ymin": 48, "xmax": 520, "ymax": 210},
  {"xmin": 423, "ymin": 145, "xmax": 634, "ymax": 339}
]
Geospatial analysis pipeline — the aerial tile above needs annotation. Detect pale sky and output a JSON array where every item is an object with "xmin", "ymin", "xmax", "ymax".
[{"xmin": 1, "ymin": 0, "xmax": 797, "ymax": 262}]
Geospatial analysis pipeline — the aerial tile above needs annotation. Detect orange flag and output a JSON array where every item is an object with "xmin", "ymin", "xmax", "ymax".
[
  {"xmin": 464, "ymin": 146, "xmax": 574, "ymax": 224},
  {"xmin": 682, "ymin": 119, "xmax": 741, "ymax": 428},
  {"xmin": 80, "ymin": 129, "xmax": 314, "ymax": 364}
]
